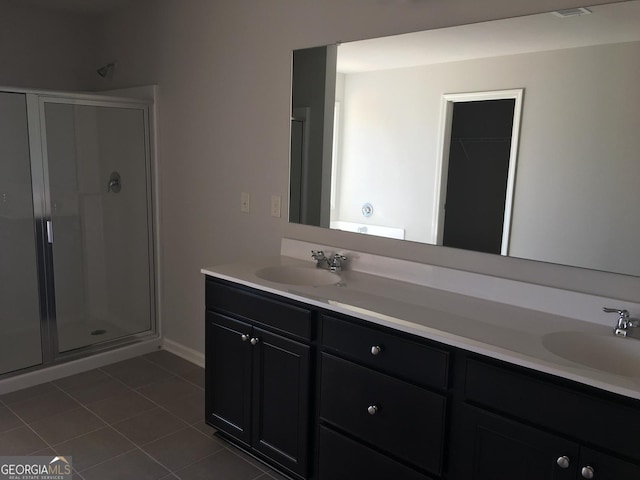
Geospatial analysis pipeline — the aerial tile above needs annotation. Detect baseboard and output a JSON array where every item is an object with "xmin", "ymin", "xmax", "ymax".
[{"xmin": 161, "ymin": 338, "xmax": 205, "ymax": 368}]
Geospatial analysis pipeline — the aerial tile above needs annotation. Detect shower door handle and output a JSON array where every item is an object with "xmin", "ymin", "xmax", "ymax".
[{"xmin": 46, "ymin": 220, "xmax": 54, "ymax": 244}]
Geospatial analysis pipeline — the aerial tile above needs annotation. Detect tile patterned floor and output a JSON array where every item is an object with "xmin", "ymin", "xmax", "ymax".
[{"xmin": 0, "ymin": 350, "xmax": 287, "ymax": 480}]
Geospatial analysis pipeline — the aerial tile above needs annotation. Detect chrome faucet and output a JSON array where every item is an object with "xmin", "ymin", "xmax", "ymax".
[
  {"xmin": 311, "ymin": 250, "xmax": 348, "ymax": 272},
  {"xmin": 311, "ymin": 250, "xmax": 327, "ymax": 268},
  {"xmin": 328, "ymin": 253, "xmax": 348, "ymax": 272},
  {"xmin": 604, "ymin": 307, "xmax": 640, "ymax": 337}
]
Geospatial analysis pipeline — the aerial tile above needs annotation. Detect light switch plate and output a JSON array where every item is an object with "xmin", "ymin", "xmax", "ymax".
[{"xmin": 271, "ymin": 195, "xmax": 281, "ymax": 218}]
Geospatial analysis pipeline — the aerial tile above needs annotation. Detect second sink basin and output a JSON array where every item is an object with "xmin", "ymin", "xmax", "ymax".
[
  {"xmin": 543, "ymin": 330, "xmax": 640, "ymax": 377},
  {"xmin": 255, "ymin": 265, "xmax": 340, "ymax": 286}
]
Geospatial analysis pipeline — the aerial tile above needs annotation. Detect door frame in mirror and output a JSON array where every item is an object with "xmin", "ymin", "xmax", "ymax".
[{"xmin": 433, "ymin": 89, "xmax": 524, "ymax": 255}]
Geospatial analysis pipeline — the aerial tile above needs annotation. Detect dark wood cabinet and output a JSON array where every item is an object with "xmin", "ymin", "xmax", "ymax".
[
  {"xmin": 320, "ymin": 353, "xmax": 446, "ymax": 475},
  {"xmin": 251, "ymin": 326, "xmax": 311, "ymax": 473},
  {"xmin": 205, "ymin": 279, "xmax": 314, "ymax": 479},
  {"xmin": 318, "ymin": 426, "xmax": 434, "ymax": 480},
  {"xmin": 457, "ymin": 405, "xmax": 579, "ymax": 480},
  {"xmin": 205, "ymin": 312, "xmax": 252, "ymax": 444},
  {"xmin": 456, "ymin": 405, "xmax": 640, "ymax": 480},
  {"xmin": 204, "ymin": 276, "xmax": 640, "ymax": 480},
  {"xmin": 319, "ymin": 314, "xmax": 449, "ymax": 479},
  {"xmin": 451, "ymin": 358, "xmax": 640, "ymax": 480}
]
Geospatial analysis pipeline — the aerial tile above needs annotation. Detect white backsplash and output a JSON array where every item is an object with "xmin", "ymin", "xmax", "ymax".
[{"xmin": 281, "ymin": 238, "xmax": 640, "ymax": 327}]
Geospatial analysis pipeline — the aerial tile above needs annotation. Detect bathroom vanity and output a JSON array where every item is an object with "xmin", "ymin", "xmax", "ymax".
[{"xmin": 203, "ymin": 246, "xmax": 640, "ymax": 480}]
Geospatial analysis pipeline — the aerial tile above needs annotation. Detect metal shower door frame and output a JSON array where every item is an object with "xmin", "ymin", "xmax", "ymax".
[{"xmin": 26, "ymin": 92, "xmax": 158, "ymax": 364}]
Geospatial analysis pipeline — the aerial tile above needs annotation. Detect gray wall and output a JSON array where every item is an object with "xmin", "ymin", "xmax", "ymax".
[
  {"xmin": 3, "ymin": 0, "xmax": 638, "ymax": 357},
  {"xmin": 0, "ymin": 0, "xmax": 99, "ymax": 91},
  {"xmin": 93, "ymin": 0, "xmax": 639, "ymax": 356}
]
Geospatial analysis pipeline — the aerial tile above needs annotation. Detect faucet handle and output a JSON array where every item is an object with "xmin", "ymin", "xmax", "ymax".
[
  {"xmin": 603, "ymin": 307, "xmax": 630, "ymax": 319},
  {"xmin": 604, "ymin": 307, "xmax": 632, "ymax": 336},
  {"xmin": 311, "ymin": 250, "xmax": 325, "ymax": 259}
]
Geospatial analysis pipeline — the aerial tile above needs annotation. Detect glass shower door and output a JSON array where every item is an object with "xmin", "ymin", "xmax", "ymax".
[
  {"xmin": 0, "ymin": 92, "xmax": 43, "ymax": 374},
  {"xmin": 42, "ymin": 100, "xmax": 154, "ymax": 354}
]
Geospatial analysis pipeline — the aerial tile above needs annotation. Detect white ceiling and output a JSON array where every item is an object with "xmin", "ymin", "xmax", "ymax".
[{"xmin": 337, "ymin": 1, "xmax": 640, "ymax": 72}]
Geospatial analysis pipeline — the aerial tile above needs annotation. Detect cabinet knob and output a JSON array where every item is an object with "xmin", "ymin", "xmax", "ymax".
[
  {"xmin": 367, "ymin": 405, "xmax": 379, "ymax": 415},
  {"xmin": 241, "ymin": 334, "xmax": 250, "ymax": 342},
  {"xmin": 556, "ymin": 456, "xmax": 570, "ymax": 469},
  {"xmin": 250, "ymin": 337, "xmax": 259, "ymax": 345},
  {"xmin": 370, "ymin": 345, "xmax": 382, "ymax": 355},
  {"xmin": 581, "ymin": 466, "xmax": 595, "ymax": 479}
]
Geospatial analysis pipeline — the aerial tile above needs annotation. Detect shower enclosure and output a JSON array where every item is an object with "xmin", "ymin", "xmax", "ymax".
[{"xmin": 0, "ymin": 88, "xmax": 156, "ymax": 377}]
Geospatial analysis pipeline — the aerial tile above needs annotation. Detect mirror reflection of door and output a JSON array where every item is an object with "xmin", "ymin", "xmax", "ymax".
[
  {"xmin": 290, "ymin": 117, "xmax": 304, "ymax": 224},
  {"xmin": 436, "ymin": 90, "xmax": 523, "ymax": 255}
]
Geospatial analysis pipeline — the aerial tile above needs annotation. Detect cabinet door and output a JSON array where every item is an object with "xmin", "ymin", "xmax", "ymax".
[
  {"xmin": 252, "ymin": 327, "xmax": 311, "ymax": 477},
  {"xmin": 457, "ymin": 406, "xmax": 578, "ymax": 480},
  {"xmin": 579, "ymin": 448, "xmax": 640, "ymax": 480},
  {"xmin": 205, "ymin": 311, "xmax": 252, "ymax": 445}
]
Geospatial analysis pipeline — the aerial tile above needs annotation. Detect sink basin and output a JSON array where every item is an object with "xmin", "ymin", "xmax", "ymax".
[
  {"xmin": 542, "ymin": 331, "xmax": 640, "ymax": 377},
  {"xmin": 255, "ymin": 265, "xmax": 340, "ymax": 286}
]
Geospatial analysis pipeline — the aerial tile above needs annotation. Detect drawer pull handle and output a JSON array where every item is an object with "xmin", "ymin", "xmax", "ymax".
[
  {"xmin": 250, "ymin": 337, "xmax": 260, "ymax": 345},
  {"xmin": 367, "ymin": 405, "xmax": 379, "ymax": 415},
  {"xmin": 556, "ymin": 456, "xmax": 570, "ymax": 469},
  {"xmin": 370, "ymin": 345, "xmax": 382, "ymax": 355},
  {"xmin": 581, "ymin": 466, "xmax": 595, "ymax": 479},
  {"xmin": 241, "ymin": 334, "xmax": 250, "ymax": 342}
]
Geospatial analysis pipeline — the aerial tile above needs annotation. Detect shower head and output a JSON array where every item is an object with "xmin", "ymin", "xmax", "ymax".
[{"xmin": 97, "ymin": 62, "xmax": 116, "ymax": 78}]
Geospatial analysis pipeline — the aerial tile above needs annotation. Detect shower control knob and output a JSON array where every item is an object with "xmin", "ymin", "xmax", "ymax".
[
  {"xmin": 250, "ymin": 337, "xmax": 260, "ymax": 346},
  {"xmin": 556, "ymin": 456, "xmax": 570, "ymax": 469},
  {"xmin": 240, "ymin": 334, "xmax": 250, "ymax": 342},
  {"xmin": 371, "ymin": 345, "xmax": 382, "ymax": 355}
]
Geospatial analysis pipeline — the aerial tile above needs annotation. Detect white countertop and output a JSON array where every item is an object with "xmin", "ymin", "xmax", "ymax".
[{"xmin": 202, "ymin": 254, "xmax": 640, "ymax": 401}]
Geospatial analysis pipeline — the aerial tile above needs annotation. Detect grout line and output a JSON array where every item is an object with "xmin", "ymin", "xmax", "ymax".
[
  {"xmin": 166, "ymin": 450, "xmax": 225, "ymax": 478},
  {"xmin": 2, "ymin": 352, "xmax": 217, "ymax": 478},
  {"xmin": 75, "ymin": 445, "xmax": 138, "ymax": 474},
  {"xmin": 2, "ymin": 397, "xmax": 61, "ymax": 455}
]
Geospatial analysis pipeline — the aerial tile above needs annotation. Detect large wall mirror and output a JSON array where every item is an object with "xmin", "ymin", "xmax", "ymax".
[{"xmin": 290, "ymin": 1, "xmax": 640, "ymax": 278}]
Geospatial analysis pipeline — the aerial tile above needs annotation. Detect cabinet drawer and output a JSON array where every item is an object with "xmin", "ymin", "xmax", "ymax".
[
  {"xmin": 465, "ymin": 358, "xmax": 640, "ymax": 463},
  {"xmin": 318, "ymin": 426, "xmax": 433, "ymax": 480},
  {"xmin": 322, "ymin": 315, "xmax": 449, "ymax": 389},
  {"xmin": 206, "ymin": 279, "xmax": 313, "ymax": 340},
  {"xmin": 320, "ymin": 353, "xmax": 446, "ymax": 475}
]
